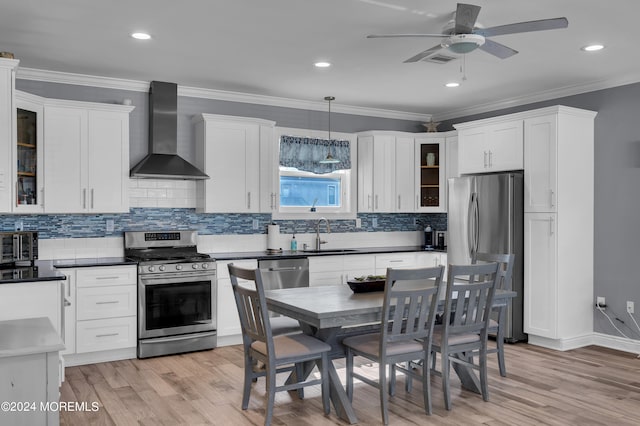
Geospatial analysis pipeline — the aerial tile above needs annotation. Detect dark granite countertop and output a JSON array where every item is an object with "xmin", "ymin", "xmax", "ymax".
[
  {"xmin": 0, "ymin": 261, "xmax": 66, "ymax": 284},
  {"xmin": 209, "ymin": 246, "xmax": 446, "ymax": 261}
]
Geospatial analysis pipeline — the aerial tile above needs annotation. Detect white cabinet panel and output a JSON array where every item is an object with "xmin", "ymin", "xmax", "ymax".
[
  {"xmin": 76, "ymin": 316, "xmax": 137, "ymax": 353},
  {"xmin": 216, "ymin": 259, "xmax": 257, "ymax": 340},
  {"xmin": 395, "ymin": 137, "xmax": 415, "ymax": 212},
  {"xmin": 44, "ymin": 102, "xmax": 132, "ymax": 214},
  {"xmin": 76, "ymin": 265, "xmax": 137, "ymax": 287},
  {"xmin": 76, "ymin": 285, "xmax": 137, "ymax": 321},
  {"xmin": 0, "ymin": 280, "xmax": 62, "ymax": 335},
  {"xmin": 524, "ymin": 213, "xmax": 558, "ymax": 339},
  {"xmin": 194, "ymin": 114, "xmax": 275, "ymax": 213},
  {"xmin": 458, "ymin": 119, "xmax": 523, "ymax": 174},
  {"xmin": 524, "ymin": 115, "xmax": 557, "ymax": 212}
]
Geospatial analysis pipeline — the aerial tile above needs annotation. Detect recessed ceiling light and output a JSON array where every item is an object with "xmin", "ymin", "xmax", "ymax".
[
  {"xmin": 314, "ymin": 61, "xmax": 331, "ymax": 68},
  {"xmin": 582, "ymin": 44, "xmax": 604, "ymax": 52},
  {"xmin": 445, "ymin": 82, "xmax": 460, "ymax": 88},
  {"xmin": 131, "ymin": 32, "xmax": 151, "ymax": 40}
]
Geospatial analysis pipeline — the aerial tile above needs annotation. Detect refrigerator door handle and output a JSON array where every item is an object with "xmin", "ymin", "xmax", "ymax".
[
  {"xmin": 473, "ymin": 192, "xmax": 480, "ymax": 258},
  {"xmin": 468, "ymin": 192, "xmax": 477, "ymax": 259}
]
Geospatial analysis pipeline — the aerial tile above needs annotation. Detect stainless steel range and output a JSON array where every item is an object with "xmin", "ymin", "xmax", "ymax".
[{"xmin": 124, "ymin": 230, "xmax": 216, "ymax": 358}]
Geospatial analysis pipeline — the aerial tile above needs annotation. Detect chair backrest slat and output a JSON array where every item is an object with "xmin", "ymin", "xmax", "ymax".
[
  {"xmin": 228, "ymin": 263, "xmax": 274, "ymax": 353},
  {"xmin": 475, "ymin": 252, "xmax": 515, "ymax": 291},
  {"xmin": 381, "ymin": 266, "xmax": 444, "ymax": 346},
  {"xmin": 443, "ymin": 262, "xmax": 499, "ymax": 339}
]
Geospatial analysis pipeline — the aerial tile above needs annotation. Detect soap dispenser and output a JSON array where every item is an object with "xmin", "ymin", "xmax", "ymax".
[{"xmin": 290, "ymin": 233, "xmax": 298, "ymax": 251}]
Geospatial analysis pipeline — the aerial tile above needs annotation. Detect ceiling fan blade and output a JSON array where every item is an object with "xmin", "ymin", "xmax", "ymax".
[
  {"xmin": 455, "ymin": 3, "xmax": 481, "ymax": 34},
  {"xmin": 476, "ymin": 17, "xmax": 568, "ymax": 37},
  {"xmin": 403, "ymin": 44, "xmax": 445, "ymax": 63},
  {"xmin": 479, "ymin": 38, "xmax": 518, "ymax": 59},
  {"xmin": 367, "ymin": 33, "xmax": 446, "ymax": 38}
]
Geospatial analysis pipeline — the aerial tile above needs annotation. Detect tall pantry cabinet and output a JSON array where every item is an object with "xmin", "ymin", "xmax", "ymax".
[{"xmin": 522, "ymin": 106, "xmax": 597, "ymax": 349}]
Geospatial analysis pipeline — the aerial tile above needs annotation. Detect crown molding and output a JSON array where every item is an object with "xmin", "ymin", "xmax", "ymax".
[
  {"xmin": 433, "ymin": 73, "xmax": 640, "ymax": 121},
  {"xmin": 16, "ymin": 67, "xmax": 431, "ymax": 121}
]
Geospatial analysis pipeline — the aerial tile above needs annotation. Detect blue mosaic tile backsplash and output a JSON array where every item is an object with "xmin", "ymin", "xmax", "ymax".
[{"xmin": 0, "ymin": 209, "xmax": 447, "ymax": 239}]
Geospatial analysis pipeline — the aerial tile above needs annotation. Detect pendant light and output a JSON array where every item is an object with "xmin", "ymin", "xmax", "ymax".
[{"xmin": 319, "ymin": 96, "xmax": 340, "ymax": 164}]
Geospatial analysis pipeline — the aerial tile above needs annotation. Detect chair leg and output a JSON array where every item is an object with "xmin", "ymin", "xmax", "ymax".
[
  {"xmin": 346, "ymin": 348, "xmax": 354, "ymax": 402},
  {"xmin": 497, "ymin": 309, "xmax": 507, "ymax": 377},
  {"xmin": 265, "ymin": 365, "xmax": 276, "ymax": 426},
  {"xmin": 389, "ymin": 363, "xmax": 396, "ymax": 396},
  {"xmin": 422, "ymin": 351, "xmax": 432, "ymax": 415},
  {"xmin": 442, "ymin": 351, "xmax": 452, "ymax": 411},
  {"xmin": 242, "ymin": 353, "xmax": 254, "ymax": 410},
  {"xmin": 480, "ymin": 344, "xmax": 490, "ymax": 402},
  {"xmin": 320, "ymin": 354, "xmax": 330, "ymax": 415},
  {"xmin": 379, "ymin": 362, "xmax": 389, "ymax": 425},
  {"xmin": 405, "ymin": 361, "xmax": 413, "ymax": 393}
]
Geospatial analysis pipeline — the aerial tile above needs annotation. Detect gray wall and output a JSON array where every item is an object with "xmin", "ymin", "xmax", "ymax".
[{"xmin": 442, "ymin": 83, "xmax": 640, "ymax": 339}]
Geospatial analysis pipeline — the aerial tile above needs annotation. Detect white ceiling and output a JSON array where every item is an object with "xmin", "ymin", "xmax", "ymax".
[{"xmin": 1, "ymin": 0, "xmax": 639, "ymax": 120}]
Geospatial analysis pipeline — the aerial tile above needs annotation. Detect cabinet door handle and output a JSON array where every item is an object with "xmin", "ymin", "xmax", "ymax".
[
  {"xmin": 91, "ymin": 188, "xmax": 94, "ymax": 209},
  {"xmin": 14, "ymin": 182, "xmax": 18, "ymax": 207},
  {"xmin": 270, "ymin": 193, "xmax": 275, "ymax": 210},
  {"xmin": 247, "ymin": 192, "xmax": 251, "ymax": 209},
  {"xmin": 367, "ymin": 195, "xmax": 372, "ymax": 210},
  {"xmin": 397, "ymin": 195, "xmax": 401, "ymax": 210},
  {"xmin": 375, "ymin": 195, "xmax": 379, "ymax": 210},
  {"xmin": 82, "ymin": 188, "xmax": 87, "ymax": 208},
  {"xmin": 550, "ymin": 189, "xmax": 555, "ymax": 207},
  {"xmin": 96, "ymin": 333, "xmax": 119, "ymax": 338},
  {"xmin": 483, "ymin": 151, "xmax": 488, "ymax": 168},
  {"xmin": 488, "ymin": 150, "xmax": 493, "ymax": 167},
  {"xmin": 549, "ymin": 216, "xmax": 555, "ymax": 236}
]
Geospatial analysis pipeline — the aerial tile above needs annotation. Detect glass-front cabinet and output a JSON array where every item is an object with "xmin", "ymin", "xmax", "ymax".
[
  {"xmin": 415, "ymin": 136, "xmax": 446, "ymax": 212},
  {"xmin": 14, "ymin": 92, "xmax": 44, "ymax": 213}
]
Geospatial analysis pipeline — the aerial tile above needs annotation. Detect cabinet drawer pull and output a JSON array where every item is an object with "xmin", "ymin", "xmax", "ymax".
[
  {"xmin": 96, "ymin": 333, "xmax": 119, "ymax": 338},
  {"xmin": 96, "ymin": 300, "xmax": 119, "ymax": 305},
  {"xmin": 389, "ymin": 260, "xmax": 404, "ymax": 263},
  {"xmin": 95, "ymin": 276, "xmax": 121, "ymax": 280}
]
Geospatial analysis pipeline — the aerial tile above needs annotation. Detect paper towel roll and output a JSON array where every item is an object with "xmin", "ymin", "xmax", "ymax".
[{"xmin": 267, "ymin": 224, "xmax": 280, "ymax": 250}]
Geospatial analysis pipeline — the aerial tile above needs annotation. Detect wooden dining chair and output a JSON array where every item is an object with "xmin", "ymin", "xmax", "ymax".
[
  {"xmin": 474, "ymin": 252, "xmax": 515, "ymax": 377},
  {"xmin": 430, "ymin": 262, "xmax": 499, "ymax": 411},
  {"xmin": 342, "ymin": 266, "xmax": 445, "ymax": 425},
  {"xmin": 228, "ymin": 263, "xmax": 331, "ymax": 426}
]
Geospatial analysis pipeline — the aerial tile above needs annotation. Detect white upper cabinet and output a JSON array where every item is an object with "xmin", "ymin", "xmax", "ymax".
[
  {"xmin": 358, "ymin": 133, "xmax": 396, "ymax": 212},
  {"xmin": 14, "ymin": 91, "xmax": 44, "ymax": 213},
  {"xmin": 457, "ymin": 119, "xmax": 524, "ymax": 174},
  {"xmin": 524, "ymin": 114, "xmax": 557, "ymax": 212},
  {"xmin": 43, "ymin": 100, "xmax": 133, "ymax": 213},
  {"xmin": 395, "ymin": 136, "xmax": 415, "ymax": 212},
  {"xmin": 0, "ymin": 58, "xmax": 19, "ymax": 213},
  {"xmin": 194, "ymin": 114, "xmax": 275, "ymax": 213}
]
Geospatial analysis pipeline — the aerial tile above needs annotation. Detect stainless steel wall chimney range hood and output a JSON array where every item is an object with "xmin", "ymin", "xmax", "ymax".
[{"xmin": 130, "ymin": 81, "xmax": 209, "ymax": 180}]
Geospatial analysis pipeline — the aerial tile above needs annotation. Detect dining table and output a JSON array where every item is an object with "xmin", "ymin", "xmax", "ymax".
[{"xmin": 265, "ymin": 283, "xmax": 517, "ymax": 424}]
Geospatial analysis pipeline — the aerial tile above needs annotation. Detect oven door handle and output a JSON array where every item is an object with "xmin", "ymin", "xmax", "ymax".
[
  {"xmin": 140, "ymin": 273, "xmax": 215, "ymax": 285},
  {"xmin": 139, "ymin": 331, "xmax": 217, "ymax": 344}
]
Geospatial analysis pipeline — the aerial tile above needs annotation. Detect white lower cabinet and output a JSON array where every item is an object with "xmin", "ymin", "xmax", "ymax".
[
  {"xmin": 374, "ymin": 252, "xmax": 417, "ymax": 275},
  {"xmin": 216, "ymin": 259, "xmax": 257, "ymax": 345},
  {"xmin": 524, "ymin": 213, "xmax": 558, "ymax": 339},
  {"xmin": 72, "ymin": 265, "xmax": 137, "ymax": 357},
  {"xmin": 309, "ymin": 254, "xmax": 375, "ymax": 286},
  {"xmin": 0, "ymin": 280, "xmax": 63, "ymax": 334}
]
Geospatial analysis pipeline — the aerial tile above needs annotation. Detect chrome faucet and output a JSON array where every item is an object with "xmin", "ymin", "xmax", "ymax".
[{"xmin": 315, "ymin": 217, "xmax": 331, "ymax": 250}]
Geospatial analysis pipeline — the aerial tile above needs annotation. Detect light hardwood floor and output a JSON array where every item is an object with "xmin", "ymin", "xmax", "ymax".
[{"xmin": 59, "ymin": 343, "xmax": 640, "ymax": 425}]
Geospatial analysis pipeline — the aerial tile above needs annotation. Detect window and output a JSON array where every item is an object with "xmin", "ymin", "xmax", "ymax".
[{"xmin": 273, "ymin": 128, "xmax": 357, "ymax": 220}]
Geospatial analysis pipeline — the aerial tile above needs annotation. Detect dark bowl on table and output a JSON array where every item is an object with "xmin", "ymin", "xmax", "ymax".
[{"xmin": 347, "ymin": 279, "xmax": 387, "ymax": 293}]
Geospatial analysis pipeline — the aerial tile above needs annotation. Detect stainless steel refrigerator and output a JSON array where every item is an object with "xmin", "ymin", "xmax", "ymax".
[{"xmin": 448, "ymin": 171, "xmax": 525, "ymax": 342}]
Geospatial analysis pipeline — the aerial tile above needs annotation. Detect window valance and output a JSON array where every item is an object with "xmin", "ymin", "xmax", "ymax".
[{"xmin": 279, "ymin": 136, "xmax": 351, "ymax": 174}]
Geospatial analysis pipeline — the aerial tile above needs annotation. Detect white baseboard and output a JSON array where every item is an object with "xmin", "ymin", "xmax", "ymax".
[
  {"xmin": 64, "ymin": 347, "xmax": 136, "ymax": 367},
  {"xmin": 216, "ymin": 334, "xmax": 242, "ymax": 347},
  {"xmin": 528, "ymin": 332, "xmax": 640, "ymax": 355}
]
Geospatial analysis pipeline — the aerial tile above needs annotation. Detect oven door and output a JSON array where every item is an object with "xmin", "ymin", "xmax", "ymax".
[{"xmin": 139, "ymin": 270, "xmax": 216, "ymax": 339}]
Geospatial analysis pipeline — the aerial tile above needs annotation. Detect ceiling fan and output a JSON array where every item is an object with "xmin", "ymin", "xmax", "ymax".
[{"xmin": 367, "ymin": 3, "xmax": 568, "ymax": 63}]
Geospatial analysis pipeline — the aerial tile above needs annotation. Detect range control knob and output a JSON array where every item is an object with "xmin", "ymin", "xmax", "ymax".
[
  {"xmin": 148, "ymin": 266, "xmax": 155, "ymax": 273},
  {"xmin": 159, "ymin": 265, "xmax": 166, "ymax": 272},
  {"xmin": 202, "ymin": 263, "xmax": 209, "ymax": 269},
  {"xmin": 176, "ymin": 264, "xmax": 183, "ymax": 271},
  {"xmin": 192, "ymin": 263, "xmax": 200, "ymax": 269}
]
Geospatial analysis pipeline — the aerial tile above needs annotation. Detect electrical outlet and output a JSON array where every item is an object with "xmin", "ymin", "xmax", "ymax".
[
  {"xmin": 372, "ymin": 218, "xmax": 378, "ymax": 228},
  {"xmin": 596, "ymin": 296, "xmax": 606, "ymax": 308},
  {"xmin": 252, "ymin": 219, "xmax": 259, "ymax": 230},
  {"xmin": 355, "ymin": 218, "xmax": 361, "ymax": 228},
  {"xmin": 14, "ymin": 221, "xmax": 23, "ymax": 231},
  {"xmin": 627, "ymin": 301, "xmax": 635, "ymax": 314},
  {"xmin": 106, "ymin": 219, "xmax": 114, "ymax": 233}
]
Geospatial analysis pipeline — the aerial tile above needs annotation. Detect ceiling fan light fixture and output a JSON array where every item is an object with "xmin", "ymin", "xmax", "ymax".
[{"xmin": 442, "ymin": 34, "xmax": 485, "ymax": 54}]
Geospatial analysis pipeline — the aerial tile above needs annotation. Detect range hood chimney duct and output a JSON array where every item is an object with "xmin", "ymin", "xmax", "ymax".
[{"xmin": 130, "ymin": 81, "xmax": 209, "ymax": 180}]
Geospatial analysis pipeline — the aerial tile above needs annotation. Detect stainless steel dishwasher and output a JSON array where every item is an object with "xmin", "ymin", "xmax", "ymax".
[{"xmin": 258, "ymin": 257, "xmax": 309, "ymax": 291}]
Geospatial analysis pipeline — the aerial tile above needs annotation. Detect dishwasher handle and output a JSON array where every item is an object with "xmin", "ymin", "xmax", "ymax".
[{"xmin": 267, "ymin": 266, "xmax": 299, "ymax": 272}]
